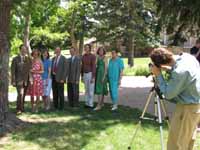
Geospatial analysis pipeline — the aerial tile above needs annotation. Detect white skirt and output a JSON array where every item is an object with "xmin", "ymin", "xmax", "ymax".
[{"xmin": 43, "ymin": 78, "xmax": 52, "ymax": 96}]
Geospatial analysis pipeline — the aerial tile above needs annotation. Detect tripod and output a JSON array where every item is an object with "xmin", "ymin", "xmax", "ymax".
[{"xmin": 128, "ymin": 77, "xmax": 170, "ymax": 150}]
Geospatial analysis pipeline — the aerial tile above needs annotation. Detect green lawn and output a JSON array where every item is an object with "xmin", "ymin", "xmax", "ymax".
[
  {"xmin": 123, "ymin": 57, "xmax": 150, "ymax": 76},
  {"xmin": 2, "ymin": 102, "xmax": 200, "ymax": 150},
  {"xmin": 6, "ymin": 56, "xmax": 200, "ymax": 150},
  {"xmin": 1, "ymin": 102, "xmax": 170, "ymax": 150}
]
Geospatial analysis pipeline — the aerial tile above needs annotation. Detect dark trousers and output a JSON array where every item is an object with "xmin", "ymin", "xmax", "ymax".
[
  {"xmin": 67, "ymin": 82, "xmax": 79, "ymax": 107},
  {"xmin": 52, "ymin": 76, "xmax": 64, "ymax": 110},
  {"xmin": 16, "ymin": 84, "xmax": 28, "ymax": 112}
]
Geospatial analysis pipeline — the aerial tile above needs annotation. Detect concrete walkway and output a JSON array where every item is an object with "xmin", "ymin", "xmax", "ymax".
[
  {"xmin": 103, "ymin": 76, "xmax": 175, "ymax": 117},
  {"xmin": 9, "ymin": 76, "xmax": 175, "ymax": 116}
]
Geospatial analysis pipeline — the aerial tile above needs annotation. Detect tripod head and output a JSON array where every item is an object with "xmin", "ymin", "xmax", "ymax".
[{"xmin": 147, "ymin": 74, "xmax": 164, "ymax": 100}]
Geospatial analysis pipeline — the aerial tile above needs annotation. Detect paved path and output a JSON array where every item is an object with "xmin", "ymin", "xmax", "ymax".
[
  {"xmin": 103, "ymin": 76, "xmax": 175, "ymax": 117},
  {"xmin": 9, "ymin": 76, "xmax": 175, "ymax": 116}
]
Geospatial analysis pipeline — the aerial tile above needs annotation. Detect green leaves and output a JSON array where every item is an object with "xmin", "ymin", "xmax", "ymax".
[
  {"xmin": 92, "ymin": 0, "xmax": 159, "ymax": 48},
  {"xmin": 156, "ymin": 0, "xmax": 200, "ymax": 45},
  {"xmin": 10, "ymin": 0, "xmax": 161, "ymax": 55},
  {"xmin": 30, "ymin": 27, "xmax": 69, "ymax": 49}
]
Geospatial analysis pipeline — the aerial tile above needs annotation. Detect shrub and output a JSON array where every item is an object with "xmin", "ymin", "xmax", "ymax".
[
  {"xmin": 134, "ymin": 67, "xmax": 149, "ymax": 76},
  {"xmin": 10, "ymin": 38, "xmax": 23, "ymax": 56},
  {"xmin": 123, "ymin": 66, "xmax": 150, "ymax": 76}
]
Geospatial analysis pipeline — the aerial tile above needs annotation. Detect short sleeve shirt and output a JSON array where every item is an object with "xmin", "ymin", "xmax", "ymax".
[
  {"xmin": 42, "ymin": 59, "xmax": 52, "ymax": 80},
  {"xmin": 108, "ymin": 57, "xmax": 124, "ymax": 81}
]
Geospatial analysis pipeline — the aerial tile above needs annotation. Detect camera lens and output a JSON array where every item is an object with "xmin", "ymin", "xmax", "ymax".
[{"xmin": 149, "ymin": 63, "xmax": 153, "ymax": 68}]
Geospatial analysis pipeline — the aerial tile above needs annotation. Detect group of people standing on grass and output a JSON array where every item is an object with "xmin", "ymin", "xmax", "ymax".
[{"xmin": 11, "ymin": 44, "xmax": 124, "ymax": 114}]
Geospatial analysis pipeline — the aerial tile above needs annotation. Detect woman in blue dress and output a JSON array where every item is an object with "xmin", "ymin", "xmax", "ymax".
[
  {"xmin": 108, "ymin": 50, "xmax": 124, "ymax": 110},
  {"xmin": 41, "ymin": 50, "xmax": 52, "ymax": 110}
]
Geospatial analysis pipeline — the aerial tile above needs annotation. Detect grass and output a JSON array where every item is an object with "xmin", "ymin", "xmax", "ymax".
[
  {"xmin": 123, "ymin": 57, "xmax": 150, "ymax": 76},
  {"xmin": 5, "ymin": 55, "xmax": 200, "ymax": 149},
  {"xmin": 2, "ymin": 102, "xmax": 200, "ymax": 150},
  {"xmin": 0, "ymin": 101, "xmax": 169, "ymax": 150},
  {"xmin": 1, "ymin": 101, "xmax": 170, "ymax": 150}
]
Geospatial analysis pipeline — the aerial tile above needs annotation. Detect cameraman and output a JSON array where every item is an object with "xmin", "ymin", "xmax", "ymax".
[{"xmin": 150, "ymin": 48, "xmax": 200, "ymax": 150}]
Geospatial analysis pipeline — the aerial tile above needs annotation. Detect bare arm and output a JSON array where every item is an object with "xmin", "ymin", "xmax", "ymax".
[
  {"xmin": 40, "ymin": 60, "xmax": 44, "ymax": 74},
  {"xmin": 91, "ymin": 54, "xmax": 96, "ymax": 79},
  {"xmin": 48, "ymin": 65, "xmax": 51, "ymax": 79},
  {"xmin": 118, "ymin": 58, "xmax": 124, "ymax": 85},
  {"xmin": 30, "ymin": 60, "xmax": 44, "ymax": 74},
  {"xmin": 103, "ymin": 57, "xmax": 108, "ymax": 81}
]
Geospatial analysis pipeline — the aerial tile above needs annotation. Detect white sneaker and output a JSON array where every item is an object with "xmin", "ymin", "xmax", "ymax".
[
  {"xmin": 94, "ymin": 106, "xmax": 101, "ymax": 111},
  {"xmin": 46, "ymin": 106, "xmax": 50, "ymax": 111},
  {"xmin": 111, "ymin": 104, "xmax": 118, "ymax": 111}
]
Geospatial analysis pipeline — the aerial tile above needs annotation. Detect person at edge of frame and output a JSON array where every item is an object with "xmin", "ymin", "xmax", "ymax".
[
  {"xmin": 150, "ymin": 47, "xmax": 200, "ymax": 150},
  {"xmin": 11, "ymin": 44, "xmax": 32, "ymax": 115},
  {"xmin": 190, "ymin": 39, "xmax": 200, "ymax": 63}
]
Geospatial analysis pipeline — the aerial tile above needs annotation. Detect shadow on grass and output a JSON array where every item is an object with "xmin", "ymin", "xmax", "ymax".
[{"xmin": 5, "ymin": 101, "xmax": 168, "ymax": 150}]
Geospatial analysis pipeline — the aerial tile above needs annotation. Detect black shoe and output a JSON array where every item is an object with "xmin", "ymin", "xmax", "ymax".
[
  {"xmin": 58, "ymin": 107, "xmax": 64, "ymax": 111},
  {"xmin": 84, "ymin": 105, "xmax": 94, "ymax": 109}
]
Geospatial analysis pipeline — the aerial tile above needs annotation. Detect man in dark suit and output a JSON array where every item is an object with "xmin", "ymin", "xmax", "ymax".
[
  {"xmin": 67, "ymin": 47, "xmax": 81, "ymax": 107},
  {"xmin": 11, "ymin": 44, "xmax": 32, "ymax": 114},
  {"xmin": 51, "ymin": 47, "xmax": 68, "ymax": 110}
]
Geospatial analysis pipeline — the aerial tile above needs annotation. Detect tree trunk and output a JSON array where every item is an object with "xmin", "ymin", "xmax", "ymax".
[
  {"xmin": 79, "ymin": 4, "xmax": 87, "ymax": 55},
  {"xmin": 79, "ymin": 31, "xmax": 84, "ymax": 56},
  {"xmin": 126, "ymin": 0, "xmax": 135, "ymax": 67},
  {"xmin": 69, "ymin": 10, "xmax": 78, "ymax": 53},
  {"xmin": 0, "ymin": 0, "xmax": 12, "ymax": 133},
  {"xmin": 0, "ymin": 0, "xmax": 26, "ymax": 136},
  {"xmin": 127, "ymin": 36, "xmax": 134, "ymax": 67},
  {"xmin": 70, "ymin": 28, "xmax": 78, "ymax": 52},
  {"xmin": 78, "ymin": 14, "xmax": 87, "ymax": 56},
  {"xmin": 23, "ymin": 14, "xmax": 31, "ymax": 54},
  {"xmin": 172, "ymin": 24, "xmax": 185, "ymax": 46}
]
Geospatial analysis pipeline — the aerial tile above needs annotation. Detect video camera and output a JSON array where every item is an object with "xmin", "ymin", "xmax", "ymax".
[
  {"xmin": 146, "ymin": 63, "xmax": 154, "ymax": 77},
  {"xmin": 146, "ymin": 63, "xmax": 164, "ymax": 99},
  {"xmin": 148, "ymin": 62, "xmax": 160, "ymax": 69},
  {"xmin": 148, "ymin": 62, "xmax": 154, "ymax": 68}
]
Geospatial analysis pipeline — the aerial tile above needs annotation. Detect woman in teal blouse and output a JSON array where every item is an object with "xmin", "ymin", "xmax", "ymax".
[{"xmin": 108, "ymin": 50, "xmax": 124, "ymax": 110}]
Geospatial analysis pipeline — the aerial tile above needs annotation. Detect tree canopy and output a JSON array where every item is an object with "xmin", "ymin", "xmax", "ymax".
[
  {"xmin": 9, "ymin": 0, "xmax": 161, "ymax": 55},
  {"xmin": 156, "ymin": 0, "xmax": 200, "ymax": 45},
  {"xmin": 8, "ymin": 0, "xmax": 200, "ymax": 54}
]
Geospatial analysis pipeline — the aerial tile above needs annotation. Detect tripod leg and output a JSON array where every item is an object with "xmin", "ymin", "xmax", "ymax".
[
  {"xmin": 154, "ymin": 92, "xmax": 158, "ymax": 121},
  {"xmin": 156, "ymin": 96, "xmax": 165, "ymax": 150},
  {"xmin": 160, "ymin": 100, "xmax": 170, "ymax": 127},
  {"xmin": 140, "ymin": 91, "xmax": 154, "ymax": 118},
  {"xmin": 127, "ymin": 91, "xmax": 154, "ymax": 149}
]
